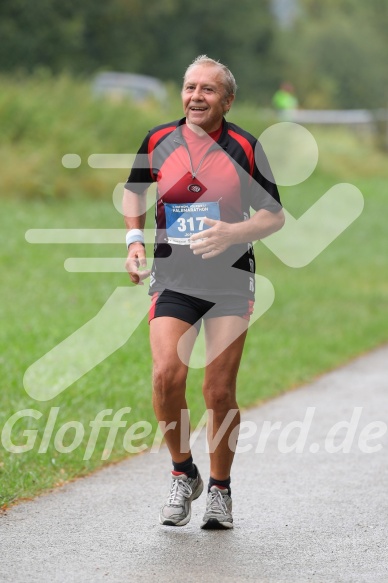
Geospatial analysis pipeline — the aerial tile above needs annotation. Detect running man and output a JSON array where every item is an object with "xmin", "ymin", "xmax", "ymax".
[{"xmin": 124, "ymin": 55, "xmax": 284, "ymax": 529}]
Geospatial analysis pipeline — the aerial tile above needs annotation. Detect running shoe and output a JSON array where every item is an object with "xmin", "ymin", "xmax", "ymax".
[
  {"xmin": 159, "ymin": 466, "xmax": 203, "ymax": 526},
  {"xmin": 200, "ymin": 485, "xmax": 233, "ymax": 529}
]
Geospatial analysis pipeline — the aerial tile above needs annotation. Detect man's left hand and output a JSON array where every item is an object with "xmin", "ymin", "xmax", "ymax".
[{"xmin": 190, "ymin": 217, "xmax": 233, "ymax": 259}]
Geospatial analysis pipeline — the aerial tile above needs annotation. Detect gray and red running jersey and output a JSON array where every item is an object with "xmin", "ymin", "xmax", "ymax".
[{"xmin": 126, "ymin": 117, "xmax": 281, "ymax": 300}]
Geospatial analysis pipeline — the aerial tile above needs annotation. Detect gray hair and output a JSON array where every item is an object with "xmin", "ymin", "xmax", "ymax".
[{"xmin": 183, "ymin": 55, "xmax": 238, "ymax": 99}]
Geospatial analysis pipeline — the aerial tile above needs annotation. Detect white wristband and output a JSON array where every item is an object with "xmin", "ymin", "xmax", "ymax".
[{"xmin": 126, "ymin": 229, "xmax": 145, "ymax": 248}]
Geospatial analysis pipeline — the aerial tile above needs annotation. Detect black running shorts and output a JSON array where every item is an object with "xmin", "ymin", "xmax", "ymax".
[{"xmin": 149, "ymin": 289, "xmax": 254, "ymax": 330}]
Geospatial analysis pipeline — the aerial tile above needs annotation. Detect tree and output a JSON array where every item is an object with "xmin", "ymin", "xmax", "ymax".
[
  {"xmin": 0, "ymin": 0, "xmax": 83, "ymax": 73},
  {"xmin": 279, "ymin": 0, "xmax": 388, "ymax": 108},
  {"xmin": 0, "ymin": 0, "xmax": 281, "ymax": 103}
]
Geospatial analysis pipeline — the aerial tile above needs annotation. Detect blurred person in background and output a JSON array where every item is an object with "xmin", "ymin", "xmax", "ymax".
[{"xmin": 272, "ymin": 81, "xmax": 299, "ymax": 118}]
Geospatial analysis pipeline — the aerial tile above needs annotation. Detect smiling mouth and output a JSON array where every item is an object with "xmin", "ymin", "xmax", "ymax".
[{"xmin": 190, "ymin": 106, "xmax": 207, "ymax": 111}]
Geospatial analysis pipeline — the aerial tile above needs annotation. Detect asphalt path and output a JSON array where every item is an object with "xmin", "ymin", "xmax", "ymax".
[{"xmin": 1, "ymin": 345, "xmax": 388, "ymax": 582}]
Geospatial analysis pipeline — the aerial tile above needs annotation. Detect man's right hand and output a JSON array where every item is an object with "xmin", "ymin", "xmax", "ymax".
[{"xmin": 125, "ymin": 242, "xmax": 151, "ymax": 285}]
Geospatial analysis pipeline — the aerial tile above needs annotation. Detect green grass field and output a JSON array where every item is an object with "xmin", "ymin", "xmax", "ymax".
[{"xmin": 1, "ymin": 74, "xmax": 387, "ymax": 508}]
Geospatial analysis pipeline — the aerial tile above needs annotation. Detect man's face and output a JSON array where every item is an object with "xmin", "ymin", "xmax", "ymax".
[{"xmin": 182, "ymin": 64, "xmax": 234, "ymax": 133}]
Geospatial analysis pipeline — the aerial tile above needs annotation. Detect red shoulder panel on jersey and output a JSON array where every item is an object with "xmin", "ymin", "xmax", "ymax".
[
  {"xmin": 148, "ymin": 126, "xmax": 176, "ymax": 155},
  {"xmin": 147, "ymin": 126, "xmax": 176, "ymax": 180},
  {"xmin": 228, "ymin": 129, "xmax": 255, "ymax": 176}
]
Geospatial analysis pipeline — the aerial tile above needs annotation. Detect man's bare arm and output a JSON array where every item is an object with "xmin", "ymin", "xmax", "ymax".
[{"xmin": 123, "ymin": 187, "xmax": 150, "ymax": 284}]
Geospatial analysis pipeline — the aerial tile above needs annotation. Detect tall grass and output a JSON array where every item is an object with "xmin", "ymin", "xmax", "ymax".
[
  {"xmin": 0, "ymin": 72, "xmax": 181, "ymax": 200},
  {"xmin": 1, "ymin": 72, "xmax": 386, "ymax": 199}
]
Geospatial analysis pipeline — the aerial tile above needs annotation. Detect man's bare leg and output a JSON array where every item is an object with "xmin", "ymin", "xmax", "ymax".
[
  {"xmin": 151, "ymin": 316, "xmax": 204, "ymax": 526},
  {"xmin": 203, "ymin": 316, "xmax": 248, "ymax": 479},
  {"xmin": 150, "ymin": 316, "xmax": 197, "ymax": 461},
  {"xmin": 200, "ymin": 315, "xmax": 247, "ymax": 529}
]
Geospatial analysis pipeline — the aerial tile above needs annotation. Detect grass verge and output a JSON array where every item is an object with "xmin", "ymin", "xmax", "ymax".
[{"xmin": 1, "ymin": 171, "xmax": 387, "ymax": 507}]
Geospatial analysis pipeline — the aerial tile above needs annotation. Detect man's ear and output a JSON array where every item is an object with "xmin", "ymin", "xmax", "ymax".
[{"xmin": 224, "ymin": 93, "xmax": 235, "ymax": 112}]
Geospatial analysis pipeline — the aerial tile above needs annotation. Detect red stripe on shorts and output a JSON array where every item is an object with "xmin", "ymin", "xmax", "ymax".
[
  {"xmin": 148, "ymin": 292, "xmax": 159, "ymax": 324},
  {"xmin": 242, "ymin": 300, "xmax": 255, "ymax": 321}
]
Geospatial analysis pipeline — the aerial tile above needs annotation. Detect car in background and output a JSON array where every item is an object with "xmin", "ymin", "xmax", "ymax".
[{"xmin": 92, "ymin": 71, "xmax": 167, "ymax": 104}]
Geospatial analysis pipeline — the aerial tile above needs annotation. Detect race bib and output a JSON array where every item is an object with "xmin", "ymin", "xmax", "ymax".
[{"xmin": 164, "ymin": 202, "xmax": 220, "ymax": 245}]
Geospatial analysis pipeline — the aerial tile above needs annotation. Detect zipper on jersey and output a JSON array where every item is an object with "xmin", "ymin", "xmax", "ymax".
[{"xmin": 173, "ymin": 135, "xmax": 218, "ymax": 180}]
